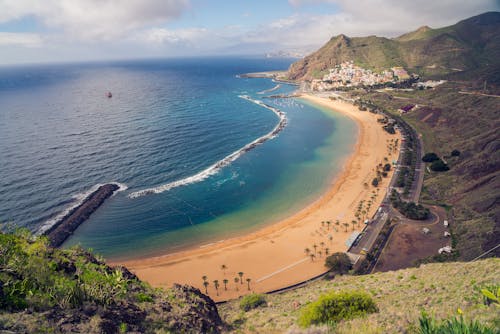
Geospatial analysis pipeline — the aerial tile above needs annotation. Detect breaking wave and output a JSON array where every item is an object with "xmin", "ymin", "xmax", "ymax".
[{"xmin": 128, "ymin": 96, "xmax": 287, "ymax": 198}]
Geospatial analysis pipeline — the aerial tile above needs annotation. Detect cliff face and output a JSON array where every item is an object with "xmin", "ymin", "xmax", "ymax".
[
  {"xmin": 0, "ymin": 231, "xmax": 223, "ymax": 333},
  {"xmin": 288, "ymin": 12, "xmax": 500, "ymax": 80}
]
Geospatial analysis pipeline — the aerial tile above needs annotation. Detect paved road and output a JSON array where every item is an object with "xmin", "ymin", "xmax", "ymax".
[
  {"xmin": 408, "ymin": 133, "xmax": 425, "ymax": 203},
  {"xmin": 349, "ymin": 115, "xmax": 425, "ymax": 256}
]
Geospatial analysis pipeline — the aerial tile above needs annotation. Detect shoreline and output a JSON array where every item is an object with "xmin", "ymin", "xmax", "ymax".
[{"xmin": 114, "ymin": 94, "xmax": 401, "ymax": 301}]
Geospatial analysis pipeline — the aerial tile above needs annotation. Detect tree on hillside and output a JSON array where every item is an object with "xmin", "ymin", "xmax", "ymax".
[
  {"xmin": 430, "ymin": 159, "xmax": 449, "ymax": 172},
  {"xmin": 325, "ymin": 252, "xmax": 352, "ymax": 275},
  {"xmin": 422, "ymin": 152, "xmax": 439, "ymax": 162}
]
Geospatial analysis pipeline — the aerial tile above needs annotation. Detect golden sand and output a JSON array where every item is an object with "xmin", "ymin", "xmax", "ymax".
[{"xmin": 114, "ymin": 94, "xmax": 401, "ymax": 301}]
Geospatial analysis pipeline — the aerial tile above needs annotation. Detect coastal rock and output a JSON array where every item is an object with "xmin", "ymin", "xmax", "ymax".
[
  {"xmin": 150, "ymin": 284, "xmax": 223, "ymax": 334},
  {"xmin": 44, "ymin": 183, "xmax": 120, "ymax": 247}
]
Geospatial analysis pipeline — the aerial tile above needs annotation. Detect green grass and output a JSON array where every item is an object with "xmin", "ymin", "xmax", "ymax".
[
  {"xmin": 240, "ymin": 294, "xmax": 267, "ymax": 312},
  {"xmin": 218, "ymin": 258, "xmax": 500, "ymax": 333}
]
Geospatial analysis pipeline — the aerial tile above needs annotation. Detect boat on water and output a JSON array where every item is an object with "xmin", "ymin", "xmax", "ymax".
[{"xmin": 106, "ymin": 91, "xmax": 112, "ymax": 98}]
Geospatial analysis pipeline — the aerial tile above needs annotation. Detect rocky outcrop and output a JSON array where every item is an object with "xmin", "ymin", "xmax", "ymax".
[
  {"xmin": 44, "ymin": 184, "xmax": 119, "ymax": 247},
  {"xmin": 151, "ymin": 284, "xmax": 223, "ymax": 333}
]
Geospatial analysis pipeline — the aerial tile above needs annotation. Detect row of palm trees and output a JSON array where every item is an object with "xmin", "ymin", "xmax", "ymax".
[
  {"xmin": 304, "ymin": 239, "xmax": 332, "ymax": 262},
  {"xmin": 201, "ymin": 269, "xmax": 251, "ymax": 296}
]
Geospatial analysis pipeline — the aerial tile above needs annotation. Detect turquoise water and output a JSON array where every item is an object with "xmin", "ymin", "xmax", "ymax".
[{"xmin": 0, "ymin": 57, "xmax": 356, "ymax": 260}]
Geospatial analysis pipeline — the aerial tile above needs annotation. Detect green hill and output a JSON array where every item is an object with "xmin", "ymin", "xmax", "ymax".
[
  {"xmin": 1, "ymin": 231, "xmax": 498, "ymax": 333},
  {"xmin": 351, "ymin": 83, "xmax": 500, "ymax": 261},
  {"xmin": 219, "ymin": 258, "xmax": 499, "ymax": 333},
  {"xmin": 0, "ymin": 230, "xmax": 222, "ymax": 333},
  {"xmin": 288, "ymin": 12, "xmax": 500, "ymax": 80}
]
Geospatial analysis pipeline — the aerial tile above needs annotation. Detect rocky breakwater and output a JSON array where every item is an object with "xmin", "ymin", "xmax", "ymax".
[{"xmin": 44, "ymin": 184, "xmax": 119, "ymax": 247}]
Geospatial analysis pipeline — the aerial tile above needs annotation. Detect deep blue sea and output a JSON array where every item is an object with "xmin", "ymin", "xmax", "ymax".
[{"xmin": 0, "ymin": 57, "xmax": 356, "ymax": 260}]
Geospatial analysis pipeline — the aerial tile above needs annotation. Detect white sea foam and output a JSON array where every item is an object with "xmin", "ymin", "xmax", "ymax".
[
  {"xmin": 128, "ymin": 95, "xmax": 287, "ymax": 198},
  {"xmin": 257, "ymin": 84, "xmax": 281, "ymax": 94},
  {"xmin": 36, "ymin": 182, "xmax": 127, "ymax": 235}
]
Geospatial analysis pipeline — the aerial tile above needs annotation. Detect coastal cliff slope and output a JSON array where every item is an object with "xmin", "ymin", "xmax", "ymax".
[
  {"xmin": 288, "ymin": 11, "xmax": 500, "ymax": 80},
  {"xmin": 0, "ymin": 231, "xmax": 222, "ymax": 333},
  {"xmin": 1, "ymin": 231, "xmax": 498, "ymax": 333},
  {"xmin": 219, "ymin": 258, "xmax": 499, "ymax": 333}
]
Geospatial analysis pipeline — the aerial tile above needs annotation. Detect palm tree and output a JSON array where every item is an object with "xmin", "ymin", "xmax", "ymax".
[
  {"xmin": 320, "ymin": 241, "xmax": 325, "ymax": 249},
  {"xmin": 238, "ymin": 272, "xmax": 244, "ymax": 284},
  {"xmin": 246, "ymin": 278, "xmax": 251, "ymax": 291},
  {"xmin": 223, "ymin": 279, "xmax": 228, "ymax": 291},
  {"xmin": 351, "ymin": 220, "xmax": 357, "ymax": 231},
  {"xmin": 304, "ymin": 247, "xmax": 311, "ymax": 256},
  {"xmin": 202, "ymin": 275, "xmax": 208, "ymax": 283},
  {"xmin": 335, "ymin": 220, "xmax": 340, "ymax": 229},
  {"xmin": 321, "ymin": 221, "xmax": 325, "ymax": 228},
  {"xmin": 343, "ymin": 222, "xmax": 349, "ymax": 232},
  {"xmin": 203, "ymin": 281, "xmax": 209, "ymax": 294},
  {"xmin": 326, "ymin": 221, "xmax": 331, "ymax": 230},
  {"xmin": 313, "ymin": 243, "xmax": 318, "ymax": 253},
  {"xmin": 318, "ymin": 250, "xmax": 322, "ymax": 258},
  {"xmin": 328, "ymin": 235, "xmax": 333, "ymax": 244},
  {"xmin": 221, "ymin": 264, "xmax": 227, "ymax": 275},
  {"xmin": 309, "ymin": 253, "xmax": 316, "ymax": 262},
  {"xmin": 213, "ymin": 280, "xmax": 220, "ymax": 296},
  {"xmin": 325, "ymin": 248, "xmax": 330, "ymax": 256},
  {"xmin": 234, "ymin": 277, "xmax": 239, "ymax": 291}
]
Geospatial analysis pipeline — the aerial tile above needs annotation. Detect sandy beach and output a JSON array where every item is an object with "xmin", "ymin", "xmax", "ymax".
[{"xmin": 115, "ymin": 94, "xmax": 401, "ymax": 301}]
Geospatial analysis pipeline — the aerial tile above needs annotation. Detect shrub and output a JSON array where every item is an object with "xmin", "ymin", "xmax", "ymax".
[
  {"xmin": 298, "ymin": 290, "xmax": 377, "ymax": 327},
  {"xmin": 325, "ymin": 253, "xmax": 352, "ymax": 275},
  {"xmin": 383, "ymin": 163, "xmax": 392, "ymax": 172},
  {"xmin": 422, "ymin": 153, "xmax": 439, "ymax": 162},
  {"xmin": 451, "ymin": 149, "xmax": 461, "ymax": 157},
  {"xmin": 372, "ymin": 178, "xmax": 379, "ymax": 187},
  {"xmin": 430, "ymin": 159, "xmax": 449, "ymax": 172},
  {"xmin": 240, "ymin": 294, "xmax": 266, "ymax": 312},
  {"xmin": 418, "ymin": 312, "xmax": 496, "ymax": 334}
]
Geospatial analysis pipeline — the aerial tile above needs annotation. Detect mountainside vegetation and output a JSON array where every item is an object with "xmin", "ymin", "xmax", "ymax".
[
  {"xmin": 219, "ymin": 258, "xmax": 499, "ymax": 333},
  {"xmin": 352, "ymin": 83, "xmax": 499, "ymax": 261},
  {"xmin": 0, "ymin": 230, "xmax": 222, "ymax": 333},
  {"xmin": 288, "ymin": 12, "xmax": 500, "ymax": 82},
  {"xmin": 1, "ymin": 231, "xmax": 498, "ymax": 333}
]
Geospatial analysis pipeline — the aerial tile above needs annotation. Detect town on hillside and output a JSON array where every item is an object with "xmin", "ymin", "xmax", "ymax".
[
  {"xmin": 311, "ymin": 61, "xmax": 415, "ymax": 91},
  {"xmin": 309, "ymin": 61, "xmax": 448, "ymax": 92}
]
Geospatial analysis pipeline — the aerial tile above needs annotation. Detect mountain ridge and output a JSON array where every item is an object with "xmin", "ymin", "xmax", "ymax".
[{"xmin": 288, "ymin": 11, "xmax": 500, "ymax": 81}]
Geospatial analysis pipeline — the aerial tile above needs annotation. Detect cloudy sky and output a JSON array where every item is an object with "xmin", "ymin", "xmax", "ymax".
[{"xmin": 0, "ymin": 0, "xmax": 499, "ymax": 64}]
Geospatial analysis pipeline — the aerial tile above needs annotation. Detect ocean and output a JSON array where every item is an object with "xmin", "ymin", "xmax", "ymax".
[{"xmin": 0, "ymin": 57, "xmax": 357, "ymax": 260}]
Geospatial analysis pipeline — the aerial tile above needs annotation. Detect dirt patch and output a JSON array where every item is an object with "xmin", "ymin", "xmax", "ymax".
[{"xmin": 373, "ymin": 208, "xmax": 449, "ymax": 272}]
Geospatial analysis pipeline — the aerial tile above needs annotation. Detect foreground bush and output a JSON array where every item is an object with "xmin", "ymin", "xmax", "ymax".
[
  {"xmin": 298, "ymin": 290, "xmax": 377, "ymax": 327},
  {"xmin": 418, "ymin": 313, "xmax": 496, "ymax": 334},
  {"xmin": 240, "ymin": 293, "xmax": 266, "ymax": 311}
]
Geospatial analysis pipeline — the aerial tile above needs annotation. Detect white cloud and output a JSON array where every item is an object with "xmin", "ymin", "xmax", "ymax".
[
  {"xmin": 141, "ymin": 27, "xmax": 208, "ymax": 45},
  {"xmin": 0, "ymin": 0, "xmax": 190, "ymax": 40},
  {"xmin": 261, "ymin": 0, "xmax": 500, "ymax": 51},
  {"xmin": 0, "ymin": 32, "xmax": 42, "ymax": 47}
]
